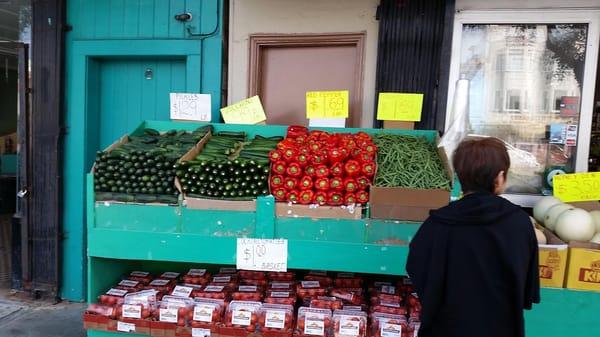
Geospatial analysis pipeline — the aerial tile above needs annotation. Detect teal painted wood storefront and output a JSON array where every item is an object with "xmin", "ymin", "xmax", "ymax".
[{"xmin": 62, "ymin": 0, "xmax": 223, "ymax": 300}]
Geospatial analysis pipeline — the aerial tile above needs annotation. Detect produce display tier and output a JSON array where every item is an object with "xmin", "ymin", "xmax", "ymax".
[
  {"xmin": 84, "ymin": 287, "xmax": 600, "ymax": 337},
  {"xmin": 87, "ymin": 121, "xmax": 600, "ymax": 337},
  {"xmin": 87, "ymin": 173, "xmax": 419, "ymax": 276}
]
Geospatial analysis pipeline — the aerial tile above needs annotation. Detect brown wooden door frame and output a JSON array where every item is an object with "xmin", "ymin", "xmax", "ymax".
[{"xmin": 248, "ymin": 32, "xmax": 366, "ymax": 127}]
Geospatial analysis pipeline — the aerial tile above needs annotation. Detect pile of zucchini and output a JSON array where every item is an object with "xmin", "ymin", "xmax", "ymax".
[
  {"xmin": 94, "ymin": 126, "xmax": 211, "ymax": 203},
  {"xmin": 176, "ymin": 132, "xmax": 281, "ymax": 200}
]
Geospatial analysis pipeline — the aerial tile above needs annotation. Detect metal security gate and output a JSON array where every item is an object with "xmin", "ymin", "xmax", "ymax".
[
  {"xmin": 12, "ymin": 0, "xmax": 65, "ymax": 300},
  {"xmin": 374, "ymin": 0, "xmax": 455, "ymax": 132}
]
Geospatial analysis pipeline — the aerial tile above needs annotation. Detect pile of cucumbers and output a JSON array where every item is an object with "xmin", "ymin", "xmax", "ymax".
[
  {"xmin": 176, "ymin": 132, "xmax": 281, "ymax": 200},
  {"xmin": 94, "ymin": 126, "xmax": 212, "ymax": 204}
]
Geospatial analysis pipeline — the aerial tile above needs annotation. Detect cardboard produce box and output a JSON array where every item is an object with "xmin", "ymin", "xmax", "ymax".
[
  {"xmin": 175, "ymin": 131, "xmax": 257, "ymax": 211},
  {"xmin": 275, "ymin": 203, "xmax": 362, "ymax": 220},
  {"xmin": 565, "ymin": 241, "xmax": 600, "ymax": 291},
  {"xmin": 558, "ymin": 200, "xmax": 600, "ymax": 291},
  {"xmin": 383, "ymin": 121, "xmax": 414, "ymax": 130},
  {"xmin": 150, "ymin": 321, "xmax": 178, "ymax": 337},
  {"xmin": 93, "ymin": 130, "xmax": 208, "ymax": 205},
  {"xmin": 82, "ymin": 313, "xmax": 115, "ymax": 332},
  {"xmin": 538, "ymin": 228, "xmax": 569, "ymax": 288},
  {"xmin": 370, "ymin": 138, "xmax": 453, "ymax": 221}
]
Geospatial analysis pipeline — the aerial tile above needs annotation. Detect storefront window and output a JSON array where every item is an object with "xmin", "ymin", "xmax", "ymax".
[{"xmin": 459, "ymin": 23, "xmax": 588, "ymax": 195}]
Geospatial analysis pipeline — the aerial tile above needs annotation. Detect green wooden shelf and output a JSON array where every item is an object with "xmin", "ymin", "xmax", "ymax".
[{"xmin": 87, "ymin": 171, "xmax": 417, "ymax": 277}]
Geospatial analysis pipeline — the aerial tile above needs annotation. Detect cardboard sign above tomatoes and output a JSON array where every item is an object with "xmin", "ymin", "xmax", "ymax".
[
  {"xmin": 376, "ymin": 93, "xmax": 424, "ymax": 122},
  {"xmin": 306, "ymin": 91, "xmax": 349, "ymax": 119}
]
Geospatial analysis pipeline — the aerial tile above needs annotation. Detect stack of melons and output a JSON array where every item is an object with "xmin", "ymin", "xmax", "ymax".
[{"xmin": 533, "ymin": 196, "xmax": 600, "ymax": 244}]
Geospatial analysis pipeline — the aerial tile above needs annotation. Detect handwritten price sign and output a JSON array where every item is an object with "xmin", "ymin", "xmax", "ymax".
[
  {"xmin": 236, "ymin": 238, "xmax": 288, "ymax": 272},
  {"xmin": 553, "ymin": 172, "xmax": 600, "ymax": 202},
  {"xmin": 220, "ymin": 96, "xmax": 267, "ymax": 124},
  {"xmin": 306, "ymin": 91, "xmax": 349, "ymax": 119},
  {"xmin": 170, "ymin": 93, "xmax": 212, "ymax": 122},
  {"xmin": 376, "ymin": 93, "xmax": 424, "ymax": 122}
]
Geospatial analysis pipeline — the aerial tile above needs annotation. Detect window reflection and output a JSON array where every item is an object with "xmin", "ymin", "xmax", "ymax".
[{"xmin": 460, "ymin": 24, "xmax": 588, "ymax": 194}]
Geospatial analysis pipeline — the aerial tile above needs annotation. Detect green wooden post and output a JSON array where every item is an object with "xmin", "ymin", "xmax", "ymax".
[{"xmin": 255, "ymin": 195, "xmax": 276, "ymax": 239}]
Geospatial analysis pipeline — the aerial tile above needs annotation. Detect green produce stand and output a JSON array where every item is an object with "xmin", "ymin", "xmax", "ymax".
[{"xmin": 86, "ymin": 121, "xmax": 600, "ymax": 337}]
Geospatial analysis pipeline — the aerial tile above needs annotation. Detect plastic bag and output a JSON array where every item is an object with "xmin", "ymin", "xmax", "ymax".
[{"xmin": 438, "ymin": 78, "xmax": 470, "ymax": 170}]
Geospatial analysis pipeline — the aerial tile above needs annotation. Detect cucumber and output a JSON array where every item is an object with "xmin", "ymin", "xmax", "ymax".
[
  {"xmin": 95, "ymin": 192, "xmax": 113, "ymax": 201},
  {"xmin": 143, "ymin": 128, "xmax": 160, "ymax": 136},
  {"xmin": 134, "ymin": 194, "xmax": 158, "ymax": 203},
  {"xmin": 113, "ymin": 193, "xmax": 135, "ymax": 203},
  {"xmin": 158, "ymin": 195, "xmax": 178, "ymax": 204}
]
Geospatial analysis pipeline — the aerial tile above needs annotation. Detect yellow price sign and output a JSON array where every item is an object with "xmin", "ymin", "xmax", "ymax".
[
  {"xmin": 306, "ymin": 91, "xmax": 349, "ymax": 119},
  {"xmin": 376, "ymin": 93, "xmax": 424, "ymax": 122},
  {"xmin": 220, "ymin": 96, "xmax": 267, "ymax": 124},
  {"xmin": 553, "ymin": 172, "xmax": 600, "ymax": 202}
]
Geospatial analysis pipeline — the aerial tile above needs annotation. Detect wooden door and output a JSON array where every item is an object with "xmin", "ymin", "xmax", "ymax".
[{"xmin": 249, "ymin": 33, "xmax": 365, "ymax": 127}]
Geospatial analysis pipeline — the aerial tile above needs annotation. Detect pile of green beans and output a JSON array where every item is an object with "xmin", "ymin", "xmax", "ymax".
[{"xmin": 373, "ymin": 134, "xmax": 451, "ymax": 190}]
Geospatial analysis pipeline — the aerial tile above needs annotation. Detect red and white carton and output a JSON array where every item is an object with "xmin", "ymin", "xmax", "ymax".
[
  {"xmin": 295, "ymin": 307, "xmax": 332, "ymax": 337},
  {"xmin": 222, "ymin": 301, "xmax": 262, "ymax": 333},
  {"xmin": 332, "ymin": 310, "xmax": 367, "ymax": 337},
  {"xmin": 370, "ymin": 313, "xmax": 408, "ymax": 337}
]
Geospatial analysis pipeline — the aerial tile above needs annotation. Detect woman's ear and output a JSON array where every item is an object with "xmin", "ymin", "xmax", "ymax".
[{"xmin": 494, "ymin": 170, "xmax": 507, "ymax": 195}]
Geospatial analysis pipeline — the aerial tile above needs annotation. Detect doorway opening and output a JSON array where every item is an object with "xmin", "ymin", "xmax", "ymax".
[
  {"xmin": 0, "ymin": 47, "xmax": 18, "ymax": 290},
  {"xmin": 0, "ymin": 0, "xmax": 31, "ymax": 292}
]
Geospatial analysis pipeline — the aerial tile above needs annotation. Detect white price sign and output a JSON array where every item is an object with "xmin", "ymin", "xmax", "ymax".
[
  {"xmin": 170, "ymin": 93, "xmax": 211, "ymax": 122},
  {"xmin": 236, "ymin": 238, "xmax": 288, "ymax": 272},
  {"xmin": 117, "ymin": 321, "xmax": 136, "ymax": 333},
  {"xmin": 192, "ymin": 328, "xmax": 212, "ymax": 337}
]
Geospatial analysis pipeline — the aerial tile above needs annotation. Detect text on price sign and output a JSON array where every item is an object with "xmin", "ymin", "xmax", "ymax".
[{"xmin": 236, "ymin": 238, "xmax": 288, "ymax": 272}]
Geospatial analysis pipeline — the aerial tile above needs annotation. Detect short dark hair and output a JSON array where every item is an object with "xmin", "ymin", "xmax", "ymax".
[{"xmin": 452, "ymin": 137, "xmax": 510, "ymax": 194}]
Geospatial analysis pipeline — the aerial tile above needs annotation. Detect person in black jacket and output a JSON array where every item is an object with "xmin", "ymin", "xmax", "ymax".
[{"xmin": 406, "ymin": 137, "xmax": 540, "ymax": 337}]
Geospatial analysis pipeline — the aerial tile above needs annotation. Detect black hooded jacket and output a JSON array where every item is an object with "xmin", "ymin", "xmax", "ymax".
[{"xmin": 406, "ymin": 192, "xmax": 540, "ymax": 337}]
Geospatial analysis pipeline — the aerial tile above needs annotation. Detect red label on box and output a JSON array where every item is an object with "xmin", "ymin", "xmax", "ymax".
[{"xmin": 579, "ymin": 268, "xmax": 600, "ymax": 283}]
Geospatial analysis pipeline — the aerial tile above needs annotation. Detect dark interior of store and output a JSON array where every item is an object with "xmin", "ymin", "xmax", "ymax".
[{"xmin": 0, "ymin": 2, "xmax": 22, "ymax": 290}]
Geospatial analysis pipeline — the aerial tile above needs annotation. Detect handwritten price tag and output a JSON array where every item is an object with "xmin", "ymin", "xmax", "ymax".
[
  {"xmin": 117, "ymin": 321, "xmax": 136, "ymax": 333},
  {"xmin": 236, "ymin": 238, "xmax": 288, "ymax": 272},
  {"xmin": 306, "ymin": 91, "xmax": 349, "ymax": 119},
  {"xmin": 553, "ymin": 172, "xmax": 600, "ymax": 202},
  {"xmin": 377, "ymin": 93, "xmax": 423, "ymax": 122},
  {"xmin": 170, "ymin": 93, "xmax": 212, "ymax": 122},
  {"xmin": 220, "ymin": 96, "xmax": 267, "ymax": 124}
]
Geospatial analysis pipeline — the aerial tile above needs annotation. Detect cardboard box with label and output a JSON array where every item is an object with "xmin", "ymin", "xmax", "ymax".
[
  {"xmin": 275, "ymin": 203, "xmax": 362, "ymax": 220},
  {"xmin": 563, "ymin": 201, "xmax": 600, "ymax": 291},
  {"xmin": 369, "ymin": 137, "xmax": 453, "ymax": 222},
  {"xmin": 565, "ymin": 241, "xmax": 600, "ymax": 291},
  {"xmin": 538, "ymin": 228, "xmax": 569, "ymax": 288}
]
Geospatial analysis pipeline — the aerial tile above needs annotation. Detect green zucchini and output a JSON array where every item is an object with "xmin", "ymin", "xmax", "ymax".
[{"xmin": 143, "ymin": 128, "xmax": 160, "ymax": 136}]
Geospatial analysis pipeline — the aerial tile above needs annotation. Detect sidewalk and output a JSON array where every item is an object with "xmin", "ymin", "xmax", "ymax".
[{"xmin": 0, "ymin": 290, "xmax": 85, "ymax": 337}]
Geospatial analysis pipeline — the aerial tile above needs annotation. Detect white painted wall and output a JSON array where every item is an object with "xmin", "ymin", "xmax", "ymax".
[
  {"xmin": 228, "ymin": 0, "xmax": 379, "ymax": 127},
  {"xmin": 456, "ymin": 0, "xmax": 600, "ymax": 10}
]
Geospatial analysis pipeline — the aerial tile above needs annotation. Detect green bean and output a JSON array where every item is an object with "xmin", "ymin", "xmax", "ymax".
[{"xmin": 372, "ymin": 134, "xmax": 451, "ymax": 190}]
